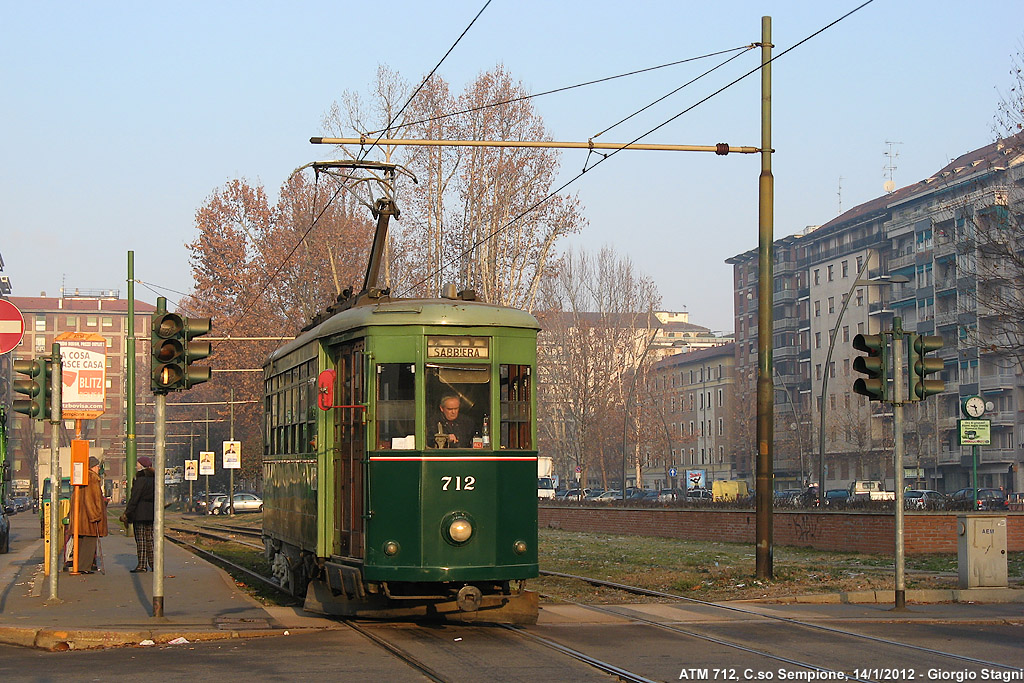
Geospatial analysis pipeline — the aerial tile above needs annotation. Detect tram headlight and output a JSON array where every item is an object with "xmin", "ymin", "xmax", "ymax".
[
  {"xmin": 442, "ymin": 513, "xmax": 474, "ymax": 545},
  {"xmin": 513, "ymin": 540, "xmax": 528, "ymax": 555},
  {"xmin": 449, "ymin": 518, "xmax": 473, "ymax": 543},
  {"xmin": 383, "ymin": 541, "xmax": 400, "ymax": 556}
]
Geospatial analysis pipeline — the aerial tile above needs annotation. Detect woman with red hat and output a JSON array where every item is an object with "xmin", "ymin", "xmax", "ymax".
[{"xmin": 123, "ymin": 456, "xmax": 155, "ymax": 572}]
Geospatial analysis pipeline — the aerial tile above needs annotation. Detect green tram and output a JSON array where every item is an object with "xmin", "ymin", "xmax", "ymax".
[{"xmin": 262, "ymin": 293, "xmax": 540, "ymax": 623}]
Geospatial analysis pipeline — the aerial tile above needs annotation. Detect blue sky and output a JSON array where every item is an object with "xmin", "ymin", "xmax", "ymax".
[{"xmin": 2, "ymin": 1, "xmax": 1022, "ymax": 333}]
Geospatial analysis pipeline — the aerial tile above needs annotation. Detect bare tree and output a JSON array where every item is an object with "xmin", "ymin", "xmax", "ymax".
[
  {"xmin": 536, "ymin": 247, "xmax": 661, "ymax": 490},
  {"xmin": 321, "ymin": 64, "xmax": 585, "ymax": 309},
  {"xmin": 182, "ymin": 176, "xmax": 373, "ymax": 485}
]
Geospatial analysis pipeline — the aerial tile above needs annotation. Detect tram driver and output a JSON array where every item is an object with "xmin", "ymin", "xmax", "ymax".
[{"xmin": 432, "ymin": 395, "xmax": 477, "ymax": 448}]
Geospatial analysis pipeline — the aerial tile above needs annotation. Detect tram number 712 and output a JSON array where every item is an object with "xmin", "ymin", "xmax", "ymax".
[{"xmin": 441, "ymin": 476, "xmax": 476, "ymax": 491}]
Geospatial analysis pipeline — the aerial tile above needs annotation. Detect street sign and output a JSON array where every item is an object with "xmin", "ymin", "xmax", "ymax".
[
  {"xmin": 669, "ymin": 467, "xmax": 677, "ymax": 478},
  {"xmin": 0, "ymin": 299, "xmax": 25, "ymax": 355},
  {"xmin": 959, "ymin": 419, "xmax": 991, "ymax": 446},
  {"xmin": 223, "ymin": 441, "xmax": 241, "ymax": 469},
  {"xmin": 56, "ymin": 332, "xmax": 107, "ymax": 419}
]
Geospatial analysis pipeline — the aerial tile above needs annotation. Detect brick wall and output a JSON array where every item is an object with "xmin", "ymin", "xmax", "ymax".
[{"xmin": 538, "ymin": 507, "xmax": 1024, "ymax": 555}]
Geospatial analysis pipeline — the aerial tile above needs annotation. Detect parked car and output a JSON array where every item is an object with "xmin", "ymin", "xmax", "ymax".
[
  {"xmin": 583, "ymin": 489, "xmax": 606, "ymax": 500},
  {"xmin": 213, "ymin": 492, "xmax": 263, "ymax": 514},
  {"xmin": 773, "ymin": 489, "xmax": 802, "ymax": 507},
  {"xmin": 10, "ymin": 495, "xmax": 32, "ymax": 513},
  {"xmin": 594, "ymin": 490, "xmax": 623, "ymax": 502},
  {"xmin": 685, "ymin": 488, "xmax": 713, "ymax": 502},
  {"xmin": 657, "ymin": 488, "xmax": 680, "ymax": 502},
  {"xmin": 0, "ymin": 505, "xmax": 9, "ymax": 553},
  {"xmin": 822, "ymin": 489, "xmax": 849, "ymax": 507},
  {"xmin": 206, "ymin": 494, "xmax": 229, "ymax": 515},
  {"xmin": 903, "ymin": 489, "xmax": 947, "ymax": 510},
  {"xmin": 560, "ymin": 488, "xmax": 591, "ymax": 501},
  {"xmin": 948, "ymin": 487, "xmax": 1009, "ymax": 511},
  {"xmin": 194, "ymin": 493, "xmax": 227, "ymax": 514}
]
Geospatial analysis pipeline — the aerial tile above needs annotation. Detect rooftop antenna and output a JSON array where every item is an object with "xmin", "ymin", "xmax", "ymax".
[
  {"xmin": 837, "ymin": 176, "xmax": 844, "ymax": 215},
  {"xmin": 883, "ymin": 141, "xmax": 902, "ymax": 194}
]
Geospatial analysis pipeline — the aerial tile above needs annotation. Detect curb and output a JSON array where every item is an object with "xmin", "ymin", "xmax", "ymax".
[
  {"xmin": 740, "ymin": 587, "xmax": 1024, "ymax": 605},
  {"xmin": 0, "ymin": 625, "xmax": 328, "ymax": 652}
]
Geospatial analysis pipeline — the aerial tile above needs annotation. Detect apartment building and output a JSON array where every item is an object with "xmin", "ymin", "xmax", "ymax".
[{"xmin": 728, "ymin": 132, "xmax": 1024, "ymax": 494}]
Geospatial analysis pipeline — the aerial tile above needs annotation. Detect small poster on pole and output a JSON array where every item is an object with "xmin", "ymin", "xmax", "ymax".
[
  {"xmin": 199, "ymin": 451, "xmax": 215, "ymax": 475},
  {"xmin": 185, "ymin": 460, "xmax": 198, "ymax": 481},
  {"xmin": 223, "ymin": 441, "xmax": 241, "ymax": 469}
]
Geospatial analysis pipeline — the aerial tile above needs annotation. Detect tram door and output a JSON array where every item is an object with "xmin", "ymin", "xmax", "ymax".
[{"xmin": 332, "ymin": 341, "xmax": 364, "ymax": 558}]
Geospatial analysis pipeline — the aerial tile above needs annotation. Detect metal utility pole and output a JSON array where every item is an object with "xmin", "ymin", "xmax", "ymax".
[
  {"xmin": 228, "ymin": 388, "xmax": 235, "ymax": 516},
  {"xmin": 754, "ymin": 15, "xmax": 774, "ymax": 580},
  {"xmin": 46, "ymin": 343, "xmax": 62, "ymax": 604},
  {"xmin": 153, "ymin": 391, "xmax": 165, "ymax": 617},
  {"xmin": 819, "ymin": 256, "xmax": 872, "ymax": 495},
  {"xmin": 892, "ymin": 318, "xmax": 907, "ymax": 610},
  {"xmin": 126, "ymin": 252, "xmax": 138, "ymax": 498}
]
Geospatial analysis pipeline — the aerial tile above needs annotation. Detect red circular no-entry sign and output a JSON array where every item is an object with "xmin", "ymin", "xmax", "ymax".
[{"xmin": 0, "ymin": 299, "xmax": 25, "ymax": 355}]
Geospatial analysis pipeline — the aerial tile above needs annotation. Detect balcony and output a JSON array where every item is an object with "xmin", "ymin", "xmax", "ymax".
[
  {"xmin": 889, "ymin": 251, "xmax": 916, "ymax": 269},
  {"xmin": 980, "ymin": 374, "xmax": 1017, "ymax": 392}
]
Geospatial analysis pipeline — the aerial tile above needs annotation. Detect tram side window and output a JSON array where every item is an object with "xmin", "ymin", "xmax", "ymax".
[
  {"xmin": 500, "ymin": 364, "xmax": 531, "ymax": 449},
  {"xmin": 426, "ymin": 364, "xmax": 490, "ymax": 449},
  {"xmin": 376, "ymin": 364, "xmax": 415, "ymax": 449}
]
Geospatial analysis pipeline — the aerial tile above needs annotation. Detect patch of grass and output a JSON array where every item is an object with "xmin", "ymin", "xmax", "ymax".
[{"xmin": 536, "ymin": 528, "xmax": 1023, "ymax": 603}]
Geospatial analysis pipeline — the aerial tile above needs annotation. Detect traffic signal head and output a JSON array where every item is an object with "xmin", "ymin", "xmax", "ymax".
[
  {"xmin": 182, "ymin": 316, "xmax": 212, "ymax": 389},
  {"xmin": 852, "ymin": 333, "xmax": 889, "ymax": 402},
  {"xmin": 909, "ymin": 333, "xmax": 944, "ymax": 401},
  {"xmin": 151, "ymin": 310, "xmax": 186, "ymax": 393},
  {"xmin": 13, "ymin": 357, "xmax": 53, "ymax": 420}
]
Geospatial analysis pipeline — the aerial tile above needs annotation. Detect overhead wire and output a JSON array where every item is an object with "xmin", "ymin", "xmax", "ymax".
[
  {"xmin": 362, "ymin": 46, "xmax": 754, "ymax": 137},
  {"xmin": 398, "ymin": 0, "xmax": 876, "ymax": 296},
  {"xmin": 208, "ymin": 0, "xmax": 493, "ymax": 339},
  {"xmin": 357, "ymin": 0, "xmax": 493, "ymax": 161}
]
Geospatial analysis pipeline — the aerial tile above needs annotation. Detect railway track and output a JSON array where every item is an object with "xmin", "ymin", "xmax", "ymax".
[{"xmin": 166, "ymin": 524, "xmax": 1024, "ymax": 682}]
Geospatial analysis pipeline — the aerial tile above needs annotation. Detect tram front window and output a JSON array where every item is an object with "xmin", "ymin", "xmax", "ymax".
[{"xmin": 426, "ymin": 364, "xmax": 490, "ymax": 449}]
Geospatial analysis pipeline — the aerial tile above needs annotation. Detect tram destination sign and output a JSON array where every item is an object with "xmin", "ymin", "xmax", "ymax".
[{"xmin": 427, "ymin": 335, "xmax": 489, "ymax": 359}]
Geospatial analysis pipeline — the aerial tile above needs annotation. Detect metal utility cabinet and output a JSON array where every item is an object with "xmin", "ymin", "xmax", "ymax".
[{"xmin": 957, "ymin": 514, "xmax": 1008, "ymax": 588}]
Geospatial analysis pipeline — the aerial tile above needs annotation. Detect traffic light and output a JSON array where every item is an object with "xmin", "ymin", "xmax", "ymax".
[
  {"xmin": 908, "ymin": 333, "xmax": 945, "ymax": 401},
  {"xmin": 150, "ymin": 297, "xmax": 212, "ymax": 393},
  {"xmin": 13, "ymin": 356, "xmax": 53, "ymax": 420},
  {"xmin": 182, "ymin": 316, "xmax": 212, "ymax": 389},
  {"xmin": 852, "ymin": 333, "xmax": 889, "ymax": 402},
  {"xmin": 151, "ymin": 301, "xmax": 186, "ymax": 393}
]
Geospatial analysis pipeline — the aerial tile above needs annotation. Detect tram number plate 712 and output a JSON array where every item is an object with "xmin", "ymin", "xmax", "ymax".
[{"xmin": 441, "ymin": 476, "xmax": 476, "ymax": 491}]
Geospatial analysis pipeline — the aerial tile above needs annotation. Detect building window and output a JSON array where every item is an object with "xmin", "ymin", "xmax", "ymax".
[
  {"xmin": 102, "ymin": 316, "xmax": 113, "ymax": 327},
  {"xmin": 86, "ymin": 316, "xmax": 97, "ymax": 327},
  {"xmin": 813, "ymin": 269, "xmax": 820, "ymax": 285},
  {"xmin": 718, "ymin": 418, "xmax": 723, "ymax": 436},
  {"xmin": 842, "ymin": 325, "xmax": 850, "ymax": 342},
  {"xmin": 842, "ymin": 260, "xmax": 849, "ymax": 277},
  {"xmin": 815, "ymin": 332, "xmax": 821, "ymax": 349},
  {"xmin": 827, "ymin": 265, "xmax": 834, "ymax": 281},
  {"xmin": 828, "ymin": 296, "xmax": 835, "ymax": 314},
  {"xmin": 814, "ymin": 301, "xmax": 821, "ymax": 317}
]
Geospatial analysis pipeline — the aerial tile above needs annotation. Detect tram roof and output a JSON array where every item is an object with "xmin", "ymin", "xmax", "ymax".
[{"xmin": 266, "ymin": 298, "xmax": 540, "ymax": 365}]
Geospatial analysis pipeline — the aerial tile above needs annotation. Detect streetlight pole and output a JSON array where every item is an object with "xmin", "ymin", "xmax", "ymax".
[{"xmin": 817, "ymin": 262, "xmax": 909, "ymax": 498}]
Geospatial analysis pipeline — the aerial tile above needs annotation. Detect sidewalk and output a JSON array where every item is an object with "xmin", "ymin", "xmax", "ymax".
[{"xmin": 0, "ymin": 508, "xmax": 339, "ymax": 650}]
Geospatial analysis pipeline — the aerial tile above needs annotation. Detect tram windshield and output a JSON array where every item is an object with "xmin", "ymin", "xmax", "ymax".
[{"xmin": 426, "ymin": 364, "xmax": 490, "ymax": 449}]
